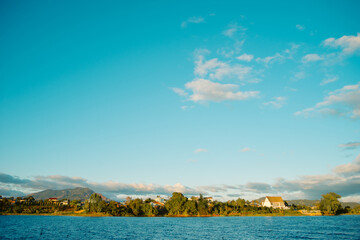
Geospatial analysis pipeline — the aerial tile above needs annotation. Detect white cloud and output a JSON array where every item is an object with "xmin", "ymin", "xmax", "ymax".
[
  {"xmin": 236, "ymin": 53, "xmax": 254, "ymax": 62},
  {"xmin": 171, "ymin": 87, "xmax": 188, "ymax": 96},
  {"xmin": 302, "ymin": 53, "xmax": 323, "ymax": 63},
  {"xmin": 296, "ymin": 24, "xmax": 305, "ymax": 31},
  {"xmin": 256, "ymin": 53, "xmax": 284, "ymax": 65},
  {"xmin": 222, "ymin": 23, "xmax": 246, "ymax": 37},
  {"xmin": 333, "ymin": 154, "xmax": 360, "ymax": 176},
  {"xmin": 194, "ymin": 57, "xmax": 251, "ymax": 81},
  {"xmin": 197, "ymin": 154, "xmax": 360, "ymax": 200},
  {"xmin": 256, "ymin": 44, "xmax": 299, "ymax": 66},
  {"xmin": 263, "ymin": 96, "xmax": 287, "ymax": 109},
  {"xmin": 323, "ymin": 33, "xmax": 360, "ymax": 54},
  {"xmin": 209, "ymin": 64, "xmax": 251, "ymax": 81},
  {"xmin": 320, "ymin": 76, "xmax": 338, "ymax": 86},
  {"xmin": 0, "ymin": 173, "xmax": 201, "ymax": 200},
  {"xmin": 341, "ymin": 195, "xmax": 360, "ymax": 203},
  {"xmin": 194, "ymin": 57, "xmax": 226, "ymax": 76},
  {"xmin": 194, "ymin": 148, "xmax": 208, "ymax": 153},
  {"xmin": 185, "ymin": 78, "xmax": 259, "ymax": 102},
  {"xmin": 295, "ymin": 82, "xmax": 360, "ymax": 119},
  {"xmin": 2, "ymin": 151, "xmax": 360, "ymax": 201},
  {"xmin": 181, "ymin": 16, "xmax": 204, "ymax": 28}
]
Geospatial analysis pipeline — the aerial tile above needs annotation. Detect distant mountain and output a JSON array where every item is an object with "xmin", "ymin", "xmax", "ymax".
[
  {"xmin": 341, "ymin": 202, "xmax": 360, "ymax": 209},
  {"xmin": 285, "ymin": 199, "xmax": 319, "ymax": 207},
  {"xmin": 28, "ymin": 187, "xmax": 111, "ymax": 201}
]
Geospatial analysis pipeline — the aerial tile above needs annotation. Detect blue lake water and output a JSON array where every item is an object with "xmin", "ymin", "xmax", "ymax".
[{"xmin": 0, "ymin": 215, "xmax": 359, "ymax": 239}]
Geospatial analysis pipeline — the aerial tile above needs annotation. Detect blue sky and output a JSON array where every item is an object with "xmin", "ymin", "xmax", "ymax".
[{"xmin": 1, "ymin": 0, "xmax": 359, "ymax": 201}]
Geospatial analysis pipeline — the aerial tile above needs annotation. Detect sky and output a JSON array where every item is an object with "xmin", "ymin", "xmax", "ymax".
[{"xmin": 0, "ymin": 0, "xmax": 359, "ymax": 202}]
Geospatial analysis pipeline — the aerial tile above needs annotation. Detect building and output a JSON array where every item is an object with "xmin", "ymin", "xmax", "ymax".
[{"xmin": 261, "ymin": 196, "xmax": 286, "ymax": 209}]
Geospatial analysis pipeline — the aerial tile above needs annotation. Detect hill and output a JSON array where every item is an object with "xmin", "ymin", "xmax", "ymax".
[
  {"xmin": 28, "ymin": 187, "xmax": 110, "ymax": 201},
  {"xmin": 340, "ymin": 202, "xmax": 360, "ymax": 208},
  {"xmin": 285, "ymin": 199, "xmax": 319, "ymax": 207}
]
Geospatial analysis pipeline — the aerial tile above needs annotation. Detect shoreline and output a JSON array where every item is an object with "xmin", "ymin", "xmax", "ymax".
[{"xmin": 3, "ymin": 213, "xmax": 359, "ymax": 217}]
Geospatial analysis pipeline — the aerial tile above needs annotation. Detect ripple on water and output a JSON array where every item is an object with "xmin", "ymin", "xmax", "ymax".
[{"xmin": 0, "ymin": 215, "xmax": 359, "ymax": 239}]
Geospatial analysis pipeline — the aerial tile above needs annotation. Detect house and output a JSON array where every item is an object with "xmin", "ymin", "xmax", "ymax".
[
  {"xmin": 261, "ymin": 196, "xmax": 286, "ymax": 209},
  {"xmin": 204, "ymin": 197, "xmax": 213, "ymax": 203}
]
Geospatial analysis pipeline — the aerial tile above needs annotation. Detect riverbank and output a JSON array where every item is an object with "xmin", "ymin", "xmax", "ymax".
[
  {"xmin": 2, "ymin": 210, "xmax": 359, "ymax": 217},
  {"xmin": 0, "ymin": 212, "xmax": 307, "ymax": 217}
]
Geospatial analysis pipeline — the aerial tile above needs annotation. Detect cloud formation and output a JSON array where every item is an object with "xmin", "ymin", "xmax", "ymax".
[
  {"xmin": 333, "ymin": 154, "xmax": 360, "ymax": 176},
  {"xmin": 320, "ymin": 76, "xmax": 338, "ymax": 86},
  {"xmin": 181, "ymin": 16, "xmax": 204, "ymax": 28},
  {"xmin": 1, "ymin": 154, "xmax": 360, "ymax": 201},
  {"xmin": 194, "ymin": 57, "xmax": 251, "ymax": 81},
  {"xmin": 256, "ymin": 53, "xmax": 284, "ymax": 65},
  {"xmin": 0, "ymin": 173, "xmax": 200, "ymax": 200},
  {"xmin": 185, "ymin": 79, "xmax": 259, "ymax": 102},
  {"xmin": 302, "ymin": 53, "xmax": 323, "ymax": 63},
  {"xmin": 295, "ymin": 82, "xmax": 360, "ymax": 119},
  {"xmin": 222, "ymin": 23, "xmax": 246, "ymax": 37},
  {"xmin": 171, "ymin": 87, "xmax": 188, "ymax": 97},
  {"xmin": 236, "ymin": 53, "xmax": 254, "ymax": 62},
  {"xmin": 263, "ymin": 96, "xmax": 287, "ymax": 109},
  {"xmin": 172, "ymin": 50, "xmax": 260, "ymax": 104},
  {"xmin": 323, "ymin": 33, "xmax": 360, "ymax": 55}
]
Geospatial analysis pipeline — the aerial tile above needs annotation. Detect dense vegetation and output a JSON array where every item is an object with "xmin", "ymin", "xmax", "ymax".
[{"xmin": 1, "ymin": 192, "xmax": 359, "ymax": 217}]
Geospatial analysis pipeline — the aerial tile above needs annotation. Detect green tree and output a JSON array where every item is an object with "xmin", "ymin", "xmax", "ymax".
[
  {"xmin": 165, "ymin": 192, "xmax": 187, "ymax": 215},
  {"xmin": 142, "ymin": 202, "xmax": 158, "ymax": 216},
  {"xmin": 319, "ymin": 192, "xmax": 342, "ymax": 215},
  {"xmin": 88, "ymin": 193, "xmax": 106, "ymax": 213},
  {"xmin": 184, "ymin": 200, "xmax": 197, "ymax": 216},
  {"xmin": 197, "ymin": 194, "xmax": 209, "ymax": 215},
  {"xmin": 129, "ymin": 199, "xmax": 144, "ymax": 216}
]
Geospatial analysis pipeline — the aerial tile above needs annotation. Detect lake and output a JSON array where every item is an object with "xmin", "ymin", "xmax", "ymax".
[{"xmin": 0, "ymin": 215, "xmax": 359, "ymax": 239}]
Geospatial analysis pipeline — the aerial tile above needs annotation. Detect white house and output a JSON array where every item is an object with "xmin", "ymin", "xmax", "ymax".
[{"xmin": 261, "ymin": 196, "xmax": 286, "ymax": 209}]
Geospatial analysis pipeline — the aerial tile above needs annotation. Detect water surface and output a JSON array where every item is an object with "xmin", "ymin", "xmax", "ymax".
[{"xmin": 0, "ymin": 215, "xmax": 359, "ymax": 239}]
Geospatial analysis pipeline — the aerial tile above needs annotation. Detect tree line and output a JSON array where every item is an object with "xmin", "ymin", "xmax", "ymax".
[{"xmin": 0, "ymin": 192, "xmax": 358, "ymax": 216}]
